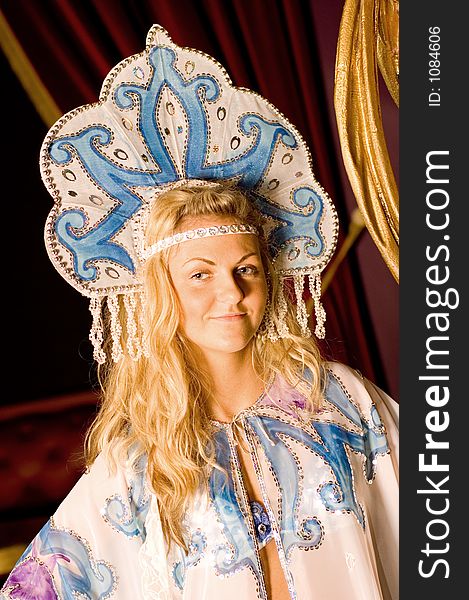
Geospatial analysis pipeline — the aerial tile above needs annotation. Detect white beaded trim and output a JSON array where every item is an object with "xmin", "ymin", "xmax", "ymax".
[{"xmin": 141, "ymin": 223, "xmax": 259, "ymax": 260}]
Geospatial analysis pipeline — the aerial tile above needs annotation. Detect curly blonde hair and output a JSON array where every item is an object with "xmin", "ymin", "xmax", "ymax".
[{"xmin": 85, "ymin": 183, "xmax": 325, "ymax": 551}]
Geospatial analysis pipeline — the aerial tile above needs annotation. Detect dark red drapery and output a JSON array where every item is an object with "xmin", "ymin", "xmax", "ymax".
[{"xmin": 1, "ymin": 0, "xmax": 398, "ymax": 397}]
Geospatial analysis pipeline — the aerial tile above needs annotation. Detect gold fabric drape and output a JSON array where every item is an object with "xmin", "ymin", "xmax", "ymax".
[
  {"xmin": 334, "ymin": 0, "xmax": 399, "ymax": 282},
  {"xmin": 0, "ymin": 10, "xmax": 62, "ymax": 127}
]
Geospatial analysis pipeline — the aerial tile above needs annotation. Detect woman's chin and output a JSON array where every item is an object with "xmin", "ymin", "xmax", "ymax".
[{"xmin": 199, "ymin": 336, "xmax": 257, "ymax": 358}]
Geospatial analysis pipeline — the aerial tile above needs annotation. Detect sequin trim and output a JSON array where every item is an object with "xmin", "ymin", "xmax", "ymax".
[{"xmin": 142, "ymin": 223, "xmax": 258, "ymax": 259}]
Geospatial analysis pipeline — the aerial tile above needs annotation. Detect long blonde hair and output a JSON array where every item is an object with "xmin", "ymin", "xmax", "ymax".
[{"xmin": 85, "ymin": 183, "xmax": 325, "ymax": 551}]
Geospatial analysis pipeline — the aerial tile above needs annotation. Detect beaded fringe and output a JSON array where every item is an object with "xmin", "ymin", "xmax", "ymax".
[
  {"xmin": 88, "ymin": 274, "xmax": 326, "ymax": 363},
  {"xmin": 291, "ymin": 273, "xmax": 325, "ymax": 339},
  {"xmin": 308, "ymin": 272, "xmax": 326, "ymax": 339},
  {"xmin": 262, "ymin": 273, "xmax": 326, "ymax": 343},
  {"xmin": 88, "ymin": 291, "xmax": 149, "ymax": 364}
]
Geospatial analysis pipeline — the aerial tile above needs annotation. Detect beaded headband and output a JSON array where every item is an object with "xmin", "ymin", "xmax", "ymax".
[
  {"xmin": 141, "ymin": 223, "xmax": 258, "ymax": 260},
  {"xmin": 41, "ymin": 25, "xmax": 339, "ymax": 363}
]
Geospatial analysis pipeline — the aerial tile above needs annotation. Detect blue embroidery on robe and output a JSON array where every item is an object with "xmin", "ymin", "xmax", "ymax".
[
  {"xmin": 248, "ymin": 373, "xmax": 388, "ymax": 535},
  {"xmin": 171, "ymin": 431, "xmax": 265, "ymax": 591},
  {"xmin": 172, "ymin": 530, "xmax": 207, "ymax": 590},
  {"xmin": 202, "ymin": 372, "xmax": 389, "ymax": 580},
  {"xmin": 166, "ymin": 371, "xmax": 390, "ymax": 593},
  {"xmin": 2, "ymin": 521, "xmax": 115, "ymax": 599},
  {"xmin": 102, "ymin": 458, "xmax": 150, "ymax": 539},
  {"xmin": 246, "ymin": 416, "xmax": 323, "ymax": 557},
  {"xmin": 250, "ymin": 501, "xmax": 273, "ymax": 546},
  {"xmin": 209, "ymin": 432, "xmax": 261, "ymax": 579},
  {"xmin": 103, "ymin": 478, "xmax": 150, "ymax": 541}
]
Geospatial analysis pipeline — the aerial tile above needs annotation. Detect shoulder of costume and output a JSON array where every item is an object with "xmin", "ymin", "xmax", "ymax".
[
  {"xmin": 325, "ymin": 360, "xmax": 366, "ymax": 384},
  {"xmin": 324, "ymin": 361, "xmax": 378, "ymax": 412},
  {"xmin": 54, "ymin": 446, "xmax": 148, "ymax": 512},
  {"xmin": 325, "ymin": 360, "xmax": 398, "ymax": 427},
  {"xmin": 295, "ymin": 360, "xmax": 365, "ymax": 391},
  {"xmin": 50, "ymin": 448, "xmax": 150, "ymax": 545}
]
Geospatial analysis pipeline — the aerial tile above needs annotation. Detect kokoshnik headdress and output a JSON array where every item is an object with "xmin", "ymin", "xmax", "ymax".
[{"xmin": 41, "ymin": 25, "xmax": 339, "ymax": 364}]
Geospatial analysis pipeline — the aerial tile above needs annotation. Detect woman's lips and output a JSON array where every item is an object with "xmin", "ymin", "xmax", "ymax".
[{"xmin": 210, "ymin": 313, "xmax": 247, "ymax": 321}]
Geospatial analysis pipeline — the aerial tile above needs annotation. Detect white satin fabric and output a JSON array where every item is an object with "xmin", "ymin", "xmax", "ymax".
[{"xmin": 1, "ymin": 362, "xmax": 398, "ymax": 599}]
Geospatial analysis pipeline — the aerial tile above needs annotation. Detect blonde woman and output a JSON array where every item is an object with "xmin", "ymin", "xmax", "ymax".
[
  {"xmin": 2, "ymin": 184, "xmax": 398, "ymax": 600},
  {"xmin": 2, "ymin": 26, "xmax": 398, "ymax": 600}
]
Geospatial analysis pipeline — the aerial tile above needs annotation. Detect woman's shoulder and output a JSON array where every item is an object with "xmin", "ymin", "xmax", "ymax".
[
  {"xmin": 321, "ymin": 361, "xmax": 399, "ymax": 430},
  {"xmin": 323, "ymin": 359, "xmax": 370, "ymax": 392},
  {"xmin": 54, "ymin": 447, "xmax": 151, "ymax": 538},
  {"xmin": 0, "ymin": 449, "xmax": 152, "ymax": 599}
]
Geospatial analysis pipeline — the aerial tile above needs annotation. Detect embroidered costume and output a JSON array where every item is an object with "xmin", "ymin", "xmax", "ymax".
[
  {"xmin": 2, "ymin": 24, "xmax": 398, "ymax": 600},
  {"xmin": 1, "ymin": 363, "xmax": 398, "ymax": 599}
]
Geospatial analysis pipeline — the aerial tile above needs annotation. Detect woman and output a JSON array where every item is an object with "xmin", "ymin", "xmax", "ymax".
[
  {"xmin": 1, "ymin": 184, "xmax": 398, "ymax": 600},
  {"xmin": 2, "ymin": 26, "xmax": 398, "ymax": 600}
]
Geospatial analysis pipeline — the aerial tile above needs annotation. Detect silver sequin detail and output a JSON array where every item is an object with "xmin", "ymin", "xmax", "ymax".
[{"xmin": 141, "ymin": 223, "xmax": 258, "ymax": 259}]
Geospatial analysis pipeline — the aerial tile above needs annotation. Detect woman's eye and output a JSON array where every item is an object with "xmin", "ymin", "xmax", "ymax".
[
  {"xmin": 236, "ymin": 265, "xmax": 258, "ymax": 276},
  {"xmin": 190, "ymin": 271, "xmax": 209, "ymax": 280}
]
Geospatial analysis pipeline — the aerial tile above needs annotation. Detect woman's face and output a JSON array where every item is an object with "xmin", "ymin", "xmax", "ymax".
[{"xmin": 168, "ymin": 216, "xmax": 268, "ymax": 360}]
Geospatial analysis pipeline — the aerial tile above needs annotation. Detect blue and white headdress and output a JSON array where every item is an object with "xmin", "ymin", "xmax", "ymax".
[{"xmin": 41, "ymin": 25, "xmax": 338, "ymax": 363}]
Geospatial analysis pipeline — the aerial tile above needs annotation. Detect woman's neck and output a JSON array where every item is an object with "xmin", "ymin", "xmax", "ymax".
[{"xmin": 198, "ymin": 343, "xmax": 266, "ymax": 422}]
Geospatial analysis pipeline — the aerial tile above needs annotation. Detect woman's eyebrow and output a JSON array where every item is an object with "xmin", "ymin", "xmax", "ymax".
[
  {"xmin": 236, "ymin": 252, "xmax": 258, "ymax": 264},
  {"xmin": 182, "ymin": 252, "xmax": 258, "ymax": 267},
  {"xmin": 182, "ymin": 257, "xmax": 216, "ymax": 266}
]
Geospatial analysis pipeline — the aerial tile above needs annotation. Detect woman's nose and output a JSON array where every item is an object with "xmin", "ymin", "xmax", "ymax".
[{"xmin": 217, "ymin": 272, "xmax": 244, "ymax": 304}]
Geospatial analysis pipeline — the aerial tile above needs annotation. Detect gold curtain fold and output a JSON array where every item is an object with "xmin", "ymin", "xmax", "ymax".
[
  {"xmin": 0, "ymin": 10, "xmax": 62, "ymax": 127},
  {"xmin": 334, "ymin": 0, "xmax": 399, "ymax": 282},
  {"xmin": 377, "ymin": 0, "xmax": 399, "ymax": 106}
]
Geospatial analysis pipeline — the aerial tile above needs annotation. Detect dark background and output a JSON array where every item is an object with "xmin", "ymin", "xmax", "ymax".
[{"xmin": 0, "ymin": 0, "xmax": 398, "ymax": 569}]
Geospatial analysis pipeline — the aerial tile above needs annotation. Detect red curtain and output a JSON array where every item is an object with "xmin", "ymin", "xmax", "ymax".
[{"xmin": 2, "ymin": 0, "xmax": 394, "ymax": 393}]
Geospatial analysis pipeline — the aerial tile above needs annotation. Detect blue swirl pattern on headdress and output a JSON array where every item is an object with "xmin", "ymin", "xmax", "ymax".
[
  {"xmin": 253, "ymin": 187, "xmax": 324, "ymax": 261},
  {"xmin": 49, "ymin": 127, "xmax": 159, "ymax": 281},
  {"xmin": 48, "ymin": 44, "xmax": 327, "ymax": 283}
]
